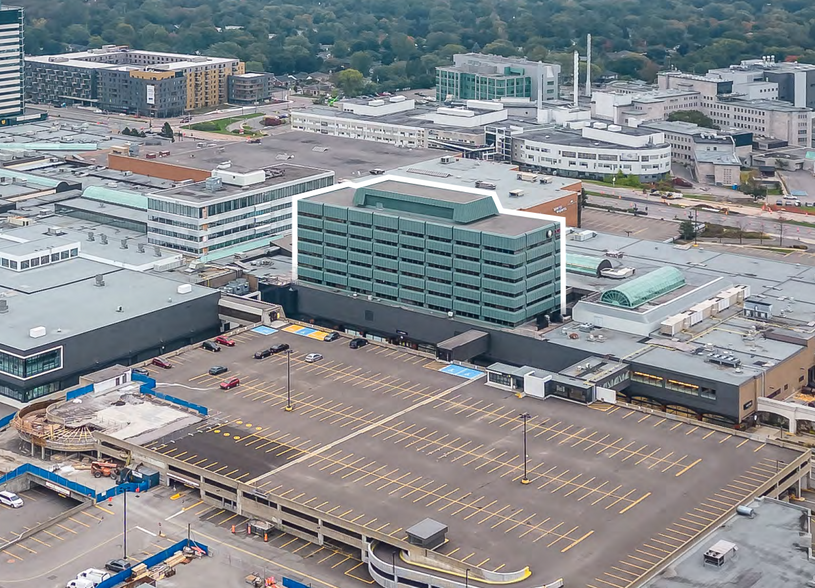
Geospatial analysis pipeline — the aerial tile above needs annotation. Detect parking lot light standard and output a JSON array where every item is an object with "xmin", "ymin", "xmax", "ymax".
[
  {"xmin": 520, "ymin": 413, "xmax": 531, "ymax": 485},
  {"xmin": 285, "ymin": 349, "xmax": 294, "ymax": 412}
]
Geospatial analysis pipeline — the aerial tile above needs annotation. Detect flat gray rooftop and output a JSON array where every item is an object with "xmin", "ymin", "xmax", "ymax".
[
  {"xmin": 645, "ymin": 498, "xmax": 814, "ymax": 588},
  {"xmin": 388, "ymin": 158, "xmax": 579, "ymax": 209},
  {"xmin": 156, "ymin": 162, "xmax": 331, "ymax": 202},
  {"xmin": 119, "ymin": 132, "xmax": 440, "ymax": 181},
  {"xmin": 303, "ymin": 179, "xmax": 557, "ymax": 236},
  {"xmin": 521, "ymin": 126, "xmax": 668, "ymax": 149}
]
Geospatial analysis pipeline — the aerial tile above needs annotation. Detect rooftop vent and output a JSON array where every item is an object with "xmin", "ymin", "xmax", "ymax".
[
  {"xmin": 95, "ymin": 275, "xmax": 105, "ymax": 287},
  {"xmin": 120, "ymin": 239, "xmax": 128, "ymax": 249},
  {"xmin": 87, "ymin": 231, "xmax": 95, "ymax": 242},
  {"xmin": 137, "ymin": 243, "xmax": 145, "ymax": 254},
  {"xmin": 153, "ymin": 246, "xmax": 161, "ymax": 257},
  {"xmin": 475, "ymin": 180, "xmax": 496, "ymax": 190},
  {"xmin": 29, "ymin": 326, "xmax": 46, "ymax": 338},
  {"xmin": 205, "ymin": 176, "xmax": 223, "ymax": 192},
  {"xmin": 0, "ymin": 299, "xmax": 7, "ymax": 313},
  {"xmin": 100, "ymin": 234, "xmax": 108, "ymax": 245}
]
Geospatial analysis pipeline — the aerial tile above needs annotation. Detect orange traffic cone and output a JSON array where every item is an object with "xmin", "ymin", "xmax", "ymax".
[
  {"xmin": 264, "ymin": 533, "xmax": 268, "ymax": 542},
  {"xmin": 231, "ymin": 525, "xmax": 236, "ymax": 534}
]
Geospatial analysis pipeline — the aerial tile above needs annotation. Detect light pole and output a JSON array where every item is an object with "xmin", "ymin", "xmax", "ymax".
[
  {"xmin": 688, "ymin": 209, "xmax": 699, "ymax": 246},
  {"xmin": 520, "ymin": 413, "xmax": 531, "ymax": 485},
  {"xmin": 465, "ymin": 568, "xmax": 470, "ymax": 588},
  {"xmin": 392, "ymin": 549, "xmax": 398, "ymax": 587},
  {"xmin": 123, "ymin": 490, "xmax": 128, "ymax": 559},
  {"xmin": 285, "ymin": 349, "xmax": 293, "ymax": 412}
]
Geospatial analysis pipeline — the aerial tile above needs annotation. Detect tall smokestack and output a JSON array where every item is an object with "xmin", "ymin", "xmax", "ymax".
[
  {"xmin": 585, "ymin": 34, "xmax": 592, "ymax": 98},
  {"xmin": 573, "ymin": 50, "xmax": 579, "ymax": 107}
]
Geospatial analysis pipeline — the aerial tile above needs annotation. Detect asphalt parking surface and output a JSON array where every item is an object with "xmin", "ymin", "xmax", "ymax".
[
  {"xmin": 139, "ymin": 326, "xmax": 802, "ymax": 588},
  {"xmin": 582, "ymin": 208, "xmax": 680, "ymax": 242}
]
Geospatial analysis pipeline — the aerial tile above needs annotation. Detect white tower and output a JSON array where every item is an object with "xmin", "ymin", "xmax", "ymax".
[
  {"xmin": 573, "ymin": 50, "xmax": 579, "ymax": 107},
  {"xmin": 585, "ymin": 34, "xmax": 592, "ymax": 98}
]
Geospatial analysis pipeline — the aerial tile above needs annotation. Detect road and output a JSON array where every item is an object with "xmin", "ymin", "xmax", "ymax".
[{"xmin": 588, "ymin": 194, "xmax": 815, "ymax": 244}]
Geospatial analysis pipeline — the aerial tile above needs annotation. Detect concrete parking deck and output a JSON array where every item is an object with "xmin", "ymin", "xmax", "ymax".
[{"xmin": 120, "ymin": 326, "xmax": 806, "ymax": 588}]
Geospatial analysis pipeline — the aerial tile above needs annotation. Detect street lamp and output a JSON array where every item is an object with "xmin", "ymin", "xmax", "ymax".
[
  {"xmin": 465, "ymin": 568, "xmax": 470, "ymax": 588},
  {"xmin": 687, "ymin": 209, "xmax": 699, "ymax": 246},
  {"xmin": 392, "ymin": 549, "xmax": 398, "ymax": 587},
  {"xmin": 123, "ymin": 490, "xmax": 128, "ymax": 559},
  {"xmin": 519, "ymin": 413, "xmax": 531, "ymax": 485},
  {"xmin": 285, "ymin": 349, "xmax": 293, "ymax": 412}
]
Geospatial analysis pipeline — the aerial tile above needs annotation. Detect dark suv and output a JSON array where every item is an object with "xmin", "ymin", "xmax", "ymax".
[
  {"xmin": 254, "ymin": 349, "xmax": 272, "ymax": 359},
  {"xmin": 202, "ymin": 341, "xmax": 221, "ymax": 352},
  {"xmin": 269, "ymin": 343, "xmax": 290, "ymax": 354},
  {"xmin": 349, "ymin": 338, "xmax": 368, "ymax": 349}
]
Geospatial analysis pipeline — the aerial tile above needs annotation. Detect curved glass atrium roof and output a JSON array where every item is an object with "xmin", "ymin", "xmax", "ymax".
[{"xmin": 600, "ymin": 266, "xmax": 685, "ymax": 308}]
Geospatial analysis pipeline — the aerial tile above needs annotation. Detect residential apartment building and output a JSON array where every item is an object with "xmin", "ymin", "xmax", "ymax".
[
  {"xmin": 295, "ymin": 176, "xmax": 564, "ymax": 328},
  {"xmin": 0, "ymin": 4, "xmax": 24, "ymax": 123},
  {"xmin": 147, "ymin": 163, "xmax": 333, "ymax": 256},
  {"xmin": 436, "ymin": 54, "xmax": 560, "ymax": 105},
  {"xmin": 227, "ymin": 73, "xmax": 275, "ymax": 104},
  {"xmin": 25, "ymin": 46, "xmax": 244, "ymax": 113},
  {"xmin": 511, "ymin": 122, "xmax": 672, "ymax": 181},
  {"xmin": 97, "ymin": 68, "xmax": 186, "ymax": 118}
]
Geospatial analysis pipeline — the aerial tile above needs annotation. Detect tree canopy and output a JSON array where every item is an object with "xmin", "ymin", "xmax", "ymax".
[
  {"xmin": 667, "ymin": 110, "xmax": 719, "ymax": 129},
  {"xmin": 18, "ymin": 0, "xmax": 815, "ymax": 90}
]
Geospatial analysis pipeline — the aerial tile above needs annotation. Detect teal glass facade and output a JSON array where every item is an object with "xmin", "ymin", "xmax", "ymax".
[{"xmin": 297, "ymin": 184, "xmax": 562, "ymax": 328}]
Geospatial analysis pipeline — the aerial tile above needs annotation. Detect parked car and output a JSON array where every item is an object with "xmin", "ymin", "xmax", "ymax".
[
  {"xmin": 131, "ymin": 367, "xmax": 149, "ymax": 377},
  {"xmin": 254, "ymin": 349, "xmax": 272, "ymax": 359},
  {"xmin": 0, "ymin": 490, "xmax": 23, "ymax": 508},
  {"xmin": 323, "ymin": 331, "xmax": 340, "ymax": 342},
  {"xmin": 349, "ymin": 338, "xmax": 368, "ymax": 349},
  {"xmin": 66, "ymin": 569, "xmax": 110, "ymax": 588},
  {"xmin": 220, "ymin": 377, "xmax": 240, "ymax": 390},
  {"xmin": 214, "ymin": 336, "xmax": 236, "ymax": 347},
  {"xmin": 202, "ymin": 341, "xmax": 221, "ymax": 352},
  {"xmin": 209, "ymin": 366, "xmax": 228, "ymax": 376},
  {"xmin": 304, "ymin": 353, "xmax": 323, "ymax": 363},
  {"xmin": 104, "ymin": 559, "xmax": 131, "ymax": 573},
  {"xmin": 269, "ymin": 343, "xmax": 290, "ymax": 354},
  {"xmin": 151, "ymin": 357, "xmax": 172, "ymax": 369}
]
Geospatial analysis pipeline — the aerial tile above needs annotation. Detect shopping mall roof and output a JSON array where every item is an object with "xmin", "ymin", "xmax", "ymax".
[{"xmin": 599, "ymin": 266, "xmax": 686, "ymax": 308}]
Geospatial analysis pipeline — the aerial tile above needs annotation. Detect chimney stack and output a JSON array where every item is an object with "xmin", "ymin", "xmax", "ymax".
[
  {"xmin": 585, "ymin": 34, "xmax": 592, "ymax": 98},
  {"xmin": 573, "ymin": 50, "xmax": 579, "ymax": 107}
]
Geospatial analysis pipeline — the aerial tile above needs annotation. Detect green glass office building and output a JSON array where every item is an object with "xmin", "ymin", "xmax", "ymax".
[{"xmin": 296, "ymin": 177, "xmax": 564, "ymax": 328}]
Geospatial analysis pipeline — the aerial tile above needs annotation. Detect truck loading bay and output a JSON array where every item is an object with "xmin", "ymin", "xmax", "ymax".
[{"xmin": 100, "ymin": 325, "xmax": 808, "ymax": 588}]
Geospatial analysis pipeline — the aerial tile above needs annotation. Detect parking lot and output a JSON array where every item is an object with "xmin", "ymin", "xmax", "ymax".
[
  {"xmin": 582, "ymin": 208, "xmax": 680, "ymax": 241},
  {"xmin": 133, "ymin": 325, "xmax": 804, "ymax": 588}
]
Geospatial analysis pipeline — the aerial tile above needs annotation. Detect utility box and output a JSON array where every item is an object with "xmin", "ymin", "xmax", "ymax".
[
  {"xmin": 703, "ymin": 540, "xmax": 736, "ymax": 567},
  {"xmin": 405, "ymin": 518, "xmax": 448, "ymax": 550},
  {"xmin": 248, "ymin": 519, "xmax": 275, "ymax": 541}
]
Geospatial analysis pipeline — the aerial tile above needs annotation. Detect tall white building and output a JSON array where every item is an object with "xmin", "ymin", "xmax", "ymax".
[{"xmin": 0, "ymin": 3, "xmax": 24, "ymax": 123}]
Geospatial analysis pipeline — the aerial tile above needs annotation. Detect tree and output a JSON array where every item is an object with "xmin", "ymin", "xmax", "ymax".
[
  {"xmin": 161, "ymin": 122, "xmax": 175, "ymax": 142},
  {"xmin": 667, "ymin": 110, "xmax": 719, "ymax": 129},
  {"xmin": 335, "ymin": 69, "xmax": 364, "ymax": 96},
  {"xmin": 349, "ymin": 52, "xmax": 373, "ymax": 75},
  {"xmin": 679, "ymin": 219, "xmax": 697, "ymax": 241},
  {"xmin": 122, "ymin": 127, "xmax": 132, "ymax": 136}
]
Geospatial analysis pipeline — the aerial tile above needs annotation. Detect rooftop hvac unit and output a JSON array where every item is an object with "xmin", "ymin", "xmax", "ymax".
[
  {"xmin": 475, "ymin": 180, "xmax": 496, "ymax": 190},
  {"xmin": 440, "ymin": 156, "xmax": 455, "ymax": 164},
  {"xmin": 205, "ymin": 176, "xmax": 223, "ymax": 192},
  {"xmin": 508, "ymin": 189, "xmax": 524, "ymax": 198}
]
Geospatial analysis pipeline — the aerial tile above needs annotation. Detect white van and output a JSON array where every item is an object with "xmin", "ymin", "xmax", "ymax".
[
  {"xmin": 66, "ymin": 569, "xmax": 110, "ymax": 588},
  {"xmin": 0, "ymin": 490, "xmax": 23, "ymax": 508}
]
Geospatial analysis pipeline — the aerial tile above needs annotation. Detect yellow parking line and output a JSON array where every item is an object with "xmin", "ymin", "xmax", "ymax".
[{"xmin": 675, "ymin": 459, "xmax": 701, "ymax": 477}]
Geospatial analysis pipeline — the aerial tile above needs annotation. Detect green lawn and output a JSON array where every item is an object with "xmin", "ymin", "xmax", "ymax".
[{"xmin": 182, "ymin": 113, "xmax": 263, "ymax": 135}]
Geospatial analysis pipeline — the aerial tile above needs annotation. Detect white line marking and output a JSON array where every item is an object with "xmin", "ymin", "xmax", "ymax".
[{"xmin": 136, "ymin": 526, "xmax": 157, "ymax": 536}]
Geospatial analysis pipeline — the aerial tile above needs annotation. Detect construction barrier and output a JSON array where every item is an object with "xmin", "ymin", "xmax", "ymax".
[
  {"xmin": 132, "ymin": 372, "xmax": 208, "ymax": 416},
  {"xmin": 96, "ymin": 481, "xmax": 150, "ymax": 502},
  {"xmin": 0, "ymin": 464, "xmax": 97, "ymax": 501},
  {"xmin": 282, "ymin": 577, "xmax": 310, "ymax": 588},
  {"xmin": 95, "ymin": 538, "xmax": 209, "ymax": 588},
  {"xmin": 65, "ymin": 383, "xmax": 95, "ymax": 401},
  {"xmin": 0, "ymin": 412, "xmax": 14, "ymax": 430}
]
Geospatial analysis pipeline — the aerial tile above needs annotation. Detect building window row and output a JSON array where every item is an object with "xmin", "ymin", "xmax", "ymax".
[{"xmin": 0, "ymin": 347, "xmax": 62, "ymax": 379}]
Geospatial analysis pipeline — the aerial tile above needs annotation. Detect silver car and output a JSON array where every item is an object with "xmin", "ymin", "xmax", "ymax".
[{"xmin": 304, "ymin": 353, "xmax": 323, "ymax": 363}]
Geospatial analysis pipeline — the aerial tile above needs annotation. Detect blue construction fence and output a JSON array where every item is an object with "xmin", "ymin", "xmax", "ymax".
[
  {"xmin": 283, "ymin": 577, "xmax": 310, "ymax": 588},
  {"xmin": 0, "ymin": 412, "xmax": 14, "ymax": 430},
  {"xmin": 132, "ymin": 372, "xmax": 208, "ymax": 416},
  {"xmin": 96, "ymin": 538, "xmax": 209, "ymax": 588},
  {"xmin": 0, "ymin": 464, "xmax": 97, "ymax": 501},
  {"xmin": 96, "ymin": 481, "xmax": 150, "ymax": 502},
  {"xmin": 66, "ymin": 383, "xmax": 95, "ymax": 401}
]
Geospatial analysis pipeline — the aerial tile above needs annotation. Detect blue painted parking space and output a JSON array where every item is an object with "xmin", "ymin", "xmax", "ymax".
[
  {"xmin": 440, "ymin": 365, "xmax": 484, "ymax": 379},
  {"xmin": 296, "ymin": 327, "xmax": 317, "ymax": 336},
  {"xmin": 252, "ymin": 326, "xmax": 278, "ymax": 335}
]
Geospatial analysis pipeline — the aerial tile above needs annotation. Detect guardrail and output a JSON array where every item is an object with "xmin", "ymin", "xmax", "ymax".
[
  {"xmin": 132, "ymin": 372, "xmax": 208, "ymax": 416},
  {"xmin": 0, "ymin": 501, "xmax": 89, "ymax": 551},
  {"xmin": 0, "ymin": 412, "xmax": 14, "ymax": 430},
  {"xmin": 0, "ymin": 464, "xmax": 97, "ymax": 501}
]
